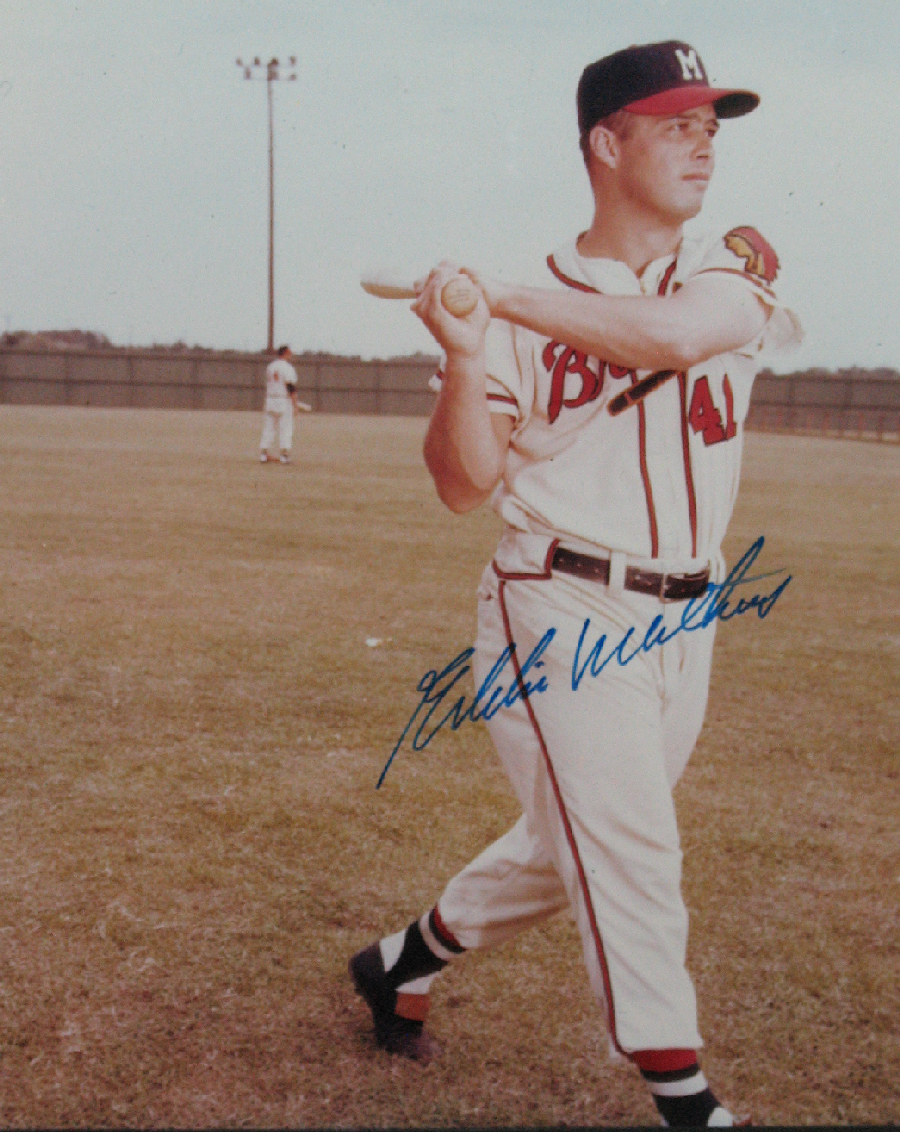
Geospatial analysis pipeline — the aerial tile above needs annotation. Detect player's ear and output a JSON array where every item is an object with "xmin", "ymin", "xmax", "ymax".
[{"xmin": 588, "ymin": 123, "xmax": 619, "ymax": 170}]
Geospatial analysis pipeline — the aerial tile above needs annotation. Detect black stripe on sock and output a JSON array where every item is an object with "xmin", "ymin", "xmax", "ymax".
[
  {"xmin": 385, "ymin": 921, "xmax": 447, "ymax": 989},
  {"xmin": 652, "ymin": 1088, "xmax": 719, "ymax": 1127}
]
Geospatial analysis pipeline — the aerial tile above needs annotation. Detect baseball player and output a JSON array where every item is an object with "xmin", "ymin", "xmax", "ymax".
[
  {"xmin": 259, "ymin": 344, "xmax": 300, "ymax": 463},
  {"xmin": 350, "ymin": 41, "xmax": 801, "ymax": 1127}
]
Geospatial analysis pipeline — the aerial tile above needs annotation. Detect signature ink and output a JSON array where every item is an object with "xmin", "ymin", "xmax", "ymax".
[
  {"xmin": 376, "ymin": 629, "xmax": 555, "ymax": 788},
  {"xmin": 572, "ymin": 536, "xmax": 790, "ymax": 690},
  {"xmin": 380, "ymin": 537, "xmax": 789, "ymax": 785}
]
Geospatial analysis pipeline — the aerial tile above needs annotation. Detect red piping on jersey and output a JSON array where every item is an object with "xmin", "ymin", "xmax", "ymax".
[
  {"xmin": 546, "ymin": 254, "xmax": 600, "ymax": 293},
  {"xmin": 658, "ymin": 258, "xmax": 678, "ymax": 296},
  {"xmin": 434, "ymin": 374, "xmax": 518, "ymax": 410},
  {"xmin": 722, "ymin": 374, "xmax": 737, "ymax": 441},
  {"xmin": 677, "ymin": 373, "xmax": 699, "ymax": 558},
  {"xmin": 492, "ymin": 539, "xmax": 559, "ymax": 582},
  {"xmin": 634, "ymin": 392, "xmax": 659, "ymax": 558},
  {"xmin": 544, "ymin": 251, "xmax": 679, "ymax": 560},
  {"xmin": 659, "ymin": 260, "xmax": 699, "ymax": 559},
  {"xmin": 627, "ymin": 259, "xmax": 683, "ymax": 559},
  {"xmin": 497, "ymin": 578, "xmax": 625, "ymax": 1056}
]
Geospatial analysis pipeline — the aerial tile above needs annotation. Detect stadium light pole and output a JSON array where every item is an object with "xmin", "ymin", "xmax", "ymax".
[{"xmin": 236, "ymin": 55, "xmax": 297, "ymax": 353}]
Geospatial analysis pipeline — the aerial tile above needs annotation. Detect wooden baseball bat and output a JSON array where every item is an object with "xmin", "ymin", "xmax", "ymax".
[{"xmin": 361, "ymin": 271, "xmax": 479, "ymax": 316}]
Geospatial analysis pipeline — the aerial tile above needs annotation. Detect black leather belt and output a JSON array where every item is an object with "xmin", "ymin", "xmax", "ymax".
[{"xmin": 551, "ymin": 546, "xmax": 710, "ymax": 601}]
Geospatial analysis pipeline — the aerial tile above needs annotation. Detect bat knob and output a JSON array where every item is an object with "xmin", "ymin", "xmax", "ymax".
[{"xmin": 440, "ymin": 276, "xmax": 479, "ymax": 317}]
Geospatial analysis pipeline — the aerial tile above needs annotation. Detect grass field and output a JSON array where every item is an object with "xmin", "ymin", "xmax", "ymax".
[{"xmin": 0, "ymin": 405, "xmax": 897, "ymax": 1128}]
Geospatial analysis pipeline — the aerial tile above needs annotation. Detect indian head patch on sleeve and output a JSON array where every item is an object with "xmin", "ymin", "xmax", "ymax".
[{"xmin": 724, "ymin": 226, "xmax": 780, "ymax": 284}]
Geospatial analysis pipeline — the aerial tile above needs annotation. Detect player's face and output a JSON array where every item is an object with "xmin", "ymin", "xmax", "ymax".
[{"xmin": 616, "ymin": 105, "xmax": 718, "ymax": 224}]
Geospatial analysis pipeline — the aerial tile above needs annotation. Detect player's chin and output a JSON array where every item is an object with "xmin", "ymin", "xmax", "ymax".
[
  {"xmin": 672, "ymin": 188, "xmax": 706, "ymax": 222},
  {"xmin": 682, "ymin": 176, "xmax": 709, "ymax": 203}
]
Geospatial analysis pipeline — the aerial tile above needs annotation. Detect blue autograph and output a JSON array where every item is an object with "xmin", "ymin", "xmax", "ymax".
[
  {"xmin": 378, "ymin": 536, "xmax": 789, "ymax": 787},
  {"xmin": 571, "ymin": 535, "xmax": 790, "ymax": 690},
  {"xmin": 376, "ymin": 629, "xmax": 555, "ymax": 788}
]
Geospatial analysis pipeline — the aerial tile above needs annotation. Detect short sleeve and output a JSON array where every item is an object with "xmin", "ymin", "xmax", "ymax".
[
  {"xmin": 695, "ymin": 227, "xmax": 803, "ymax": 356},
  {"xmin": 429, "ymin": 320, "xmax": 528, "ymax": 421},
  {"xmin": 483, "ymin": 320, "xmax": 527, "ymax": 420}
]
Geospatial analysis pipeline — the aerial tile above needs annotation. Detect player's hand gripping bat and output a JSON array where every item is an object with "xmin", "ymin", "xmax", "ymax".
[
  {"xmin": 361, "ymin": 271, "xmax": 480, "ymax": 317},
  {"xmin": 363, "ymin": 270, "xmax": 676, "ymax": 412}
]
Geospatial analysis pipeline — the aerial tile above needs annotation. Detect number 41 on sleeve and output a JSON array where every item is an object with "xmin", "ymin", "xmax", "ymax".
[{"xmin": 689, "ymin": 375, "xmax": 737, "ymax": 445}]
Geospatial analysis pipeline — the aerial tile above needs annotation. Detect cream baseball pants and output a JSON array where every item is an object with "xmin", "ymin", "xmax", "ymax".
[
  {"xmin": 260, "ymin": 402, "xmax": 293, "ymax": 452},
  {"xmin": 436, "ymin": 554, "xmax": 717, "ymax": 1056}
]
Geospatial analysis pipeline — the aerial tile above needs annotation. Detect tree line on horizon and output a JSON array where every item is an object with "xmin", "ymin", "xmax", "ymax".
[{"xmin": 0, "ymin": 329, "xmax": 439, "ymax": 365}]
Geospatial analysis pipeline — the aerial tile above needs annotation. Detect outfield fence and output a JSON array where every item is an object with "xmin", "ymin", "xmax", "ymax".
[
  {"xmin": 1, "ymin": 347, "xmax": 898, "ymax": 439},
  {"xmin": 747, "ymin": 371, "xmax": 900, "ymax": 441},
  {"xmin": 0, "ymin": 348, "xmax": 439, "ymax": 417}
]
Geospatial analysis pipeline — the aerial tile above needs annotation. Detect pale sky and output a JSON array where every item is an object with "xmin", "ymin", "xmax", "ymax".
[{"xmin": 1, "ymin": 0, "xmax": 898, "ymax": 371}]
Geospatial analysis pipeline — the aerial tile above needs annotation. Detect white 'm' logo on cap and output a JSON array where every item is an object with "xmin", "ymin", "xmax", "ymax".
[{"xmin": 675, "ymin": 48, "xmax": 705, "ymax": 82}]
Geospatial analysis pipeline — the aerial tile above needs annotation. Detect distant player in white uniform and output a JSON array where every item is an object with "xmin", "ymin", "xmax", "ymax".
[
  {"xmin": 350, "ymin": 41, "xmax": 801, "ymax": 1127},
  {"xmin": 259, "ymin": 345, "xmax": 302, "ymax": 464}
]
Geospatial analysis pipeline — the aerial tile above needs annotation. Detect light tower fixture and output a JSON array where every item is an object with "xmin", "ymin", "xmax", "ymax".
[{"xmin": 236, "ymin": 55, "xmax": 298, "ymax": 352}]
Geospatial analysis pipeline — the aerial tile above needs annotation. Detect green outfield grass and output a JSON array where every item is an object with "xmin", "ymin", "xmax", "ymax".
[{"xmin": 0, "ymin": 405, "xmax": 897, "ymax": 1128}]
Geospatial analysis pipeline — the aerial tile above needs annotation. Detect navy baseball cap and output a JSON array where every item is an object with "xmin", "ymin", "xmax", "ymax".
[{"xmin": 577, "ymin": 40, "xmax": 759, "ymax": 135}]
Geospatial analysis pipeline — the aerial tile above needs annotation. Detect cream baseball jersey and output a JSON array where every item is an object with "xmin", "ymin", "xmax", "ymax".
[
  {"xmin": 264, "ymin": 357, "xmax": 298, "ymax": 409},
  {"xmin": 472, "ymin": 229, "xmax": 801, "ymax": 565}
]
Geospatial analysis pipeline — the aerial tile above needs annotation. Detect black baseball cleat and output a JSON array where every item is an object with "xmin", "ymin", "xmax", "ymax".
[
  {"xmin": 349, "ymin": 943, "xmax": 441, "ymax": 1063},
  {"xmin": 660, "ymin": 1108, "xmax": 752, "ymax": 1127}
]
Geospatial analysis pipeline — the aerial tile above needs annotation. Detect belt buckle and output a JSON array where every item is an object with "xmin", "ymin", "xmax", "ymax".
[
  {"xmin": 662, "ymin": 568, "xmax": 710, "ymax": 603},
  {"xmin": 658, "ymin": 570, "xmax": 689, "ymax": 603}
]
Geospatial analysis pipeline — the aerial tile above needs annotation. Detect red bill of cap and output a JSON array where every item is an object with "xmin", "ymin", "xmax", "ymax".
[{"xmin": 625, "ymin": 85, "xmax": 759, "ymax": 118}]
